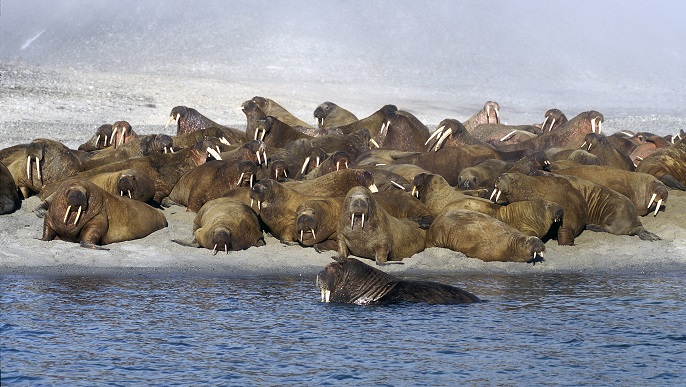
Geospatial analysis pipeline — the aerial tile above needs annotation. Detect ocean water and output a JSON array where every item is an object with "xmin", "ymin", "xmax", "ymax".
[{"xmin": 2, "ymin": 271, "xmax": 685, "ymax": 386}]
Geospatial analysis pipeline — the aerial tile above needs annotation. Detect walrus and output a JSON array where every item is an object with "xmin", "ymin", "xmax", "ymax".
[
  {"xmin": 557, "ymin": 174, "xmax": 660, "ymax": 240},
  {"xmin": 357, "ymin": 165, "xmax": 413, "ymax": 191},
  {"xmin": 84, "ymin": 168, "xmax": 156, "ymax": 203},
  {"xmin": 316, "ymin": 257, "xmax": 481, "ymax": 305},
  {"xmin": 285, "ymin": 169, "xmax": 378, "ymax": 198},
  {"xmin": 79, "ymin": 133, "xmax": 174, "ymax": 171},
  {"xmin": 295, "ymin": 197, "xmax": 344, "ymax": 251},
  {"xmin": 334, "ymin": 104, "xmax": 397, "ymax": 136},
  {"xmin": 248, "ymin": 96, "xmax": 313, "ymax": 129},
  {"xmin": 551, "ymin": 164, "xmax": 668, "ymax": 216},
  {"xmin": 251, "ymin": 116, "xmax": 313, "ymax": 149},
  {"xmin": 635, "ymin": 137, "xmax": 686, "ymax": 190},
  {"xmin": 492, "ymin": 172, "xmax": 588, "ymax": 245},
  {"xmin": 540, "ymin": 108, "xmax": 568, "ymax": 132},
  {"xmin": 463, "ymin": 101, "xmax": 500, "ymax": 132},
  {"xmin": 109, "ymin": 121, "xmax": 138, "ymax": 149},
  {"xmin": 301, "ymin": 151, "xmax": 351, "ymax": 180},
  {"xmin": 41, "ymin": 179, "xmax": 167, "ymax": 247},
  {"xmin": 426, "ymin": 209, "xmax": 546, "ymax": 263},
  {"xmin": 166, "ymin": 105, "xmax": 229, "ymax": 136},
  {"xmin": 313, "ymin": 102, "xmax": 358, "ymax": 128},
  {"xmin": 172, "ymin": 126, "xmax": 246, "ymax": 150},
  {"xmin": 78, "ymin": 124, "xmax": 114, "ymax": 151},
  {"xmin": 370, "ymin": 109, "xmax": 431, "ymax": 152},
  {"xmin": 335, "ymin": 186, "xmax": 426, "ymax": 265},
  {"xmin": 580, "ymin": 133, "xmax": 635, "ymax": 171},
  {"xmin": 0, "ymin": 161, "xmax": 21, "ymax": 214},
  {"xmin": 546, "ymin": 148, "xmax": 601, "ymax": 166},
  {"xmin": 190, "ymin": 198, "xmax": 265, "ymax": 254},
  {"xmin": 169, "ymin": 159, "xmax": 257, "ymax": 212},
  {"xmin": 17, "ymin": 139, "xmax": 84, "ymax": 197},
  {"xmin": 297, "ymin": 146, "xmax": 328, "ymax": 177},
  {"xmin": 457, "ymin": 159, "xmax": 510, "ymax": 190}
]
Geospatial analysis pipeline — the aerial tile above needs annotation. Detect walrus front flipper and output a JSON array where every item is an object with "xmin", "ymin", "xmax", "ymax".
[
  {"xmin": 658, "ymin": 175, "xmax": 686, "ymax": 191},
  {"xmin": 635, "ymin": 229, "xmax": 661, "ymax": 241},
  {"xmin": 314, "ymin": 240, "xmax": 338, "ymax": 253},
  {"xmin": 79, "ymin": 241, "xmax": 109, "ymax": 251}
]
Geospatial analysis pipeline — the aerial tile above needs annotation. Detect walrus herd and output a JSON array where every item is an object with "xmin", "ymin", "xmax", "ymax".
[{"xmin": 2, "ymin": 97, "xmax": 684, "ymax": 304}]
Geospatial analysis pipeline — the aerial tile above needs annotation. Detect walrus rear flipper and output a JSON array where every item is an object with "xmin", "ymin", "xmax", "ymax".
[
  {"xmin": 659, "ymin": 175, "xmax": 686, "ymax": 191},
  {"xmin": 172, "ymin": 238, "xmax": 200, "ymax": 248},
  {"xmin": 634, "ymin": 229, "xmax": 661, "ymax": 241},
  {"xmin": 79, "ymin": 241, "xmax": 109, "ymax": 251}
]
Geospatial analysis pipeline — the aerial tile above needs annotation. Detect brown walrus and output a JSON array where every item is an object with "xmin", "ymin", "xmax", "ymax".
[
  {"xmin": 580, "ymin": 133, "xmax": 635, "ymax": 171},
  {"xmin": 78, "ymin": 124, "xmax": 114, "ymax": 151},
  {"xmin": 551, "ymin": 163, "xmax": 668, "ymax": 216},
  {"xmin": 558, "ymin": 175, "xmax": 660, "ymax": 240},
  {"xmin": 81, "ymin": 168, "xmax": 156, "ymax": 203},
  {"xmin": 295, "ymin": 197, "xmax": 344, "ymax": 251},
  {"xmin": 313, "ymin": 102, "xmax": 358, "ymax": 128},
  {"xmin": 456, "ymin": 159, "xmax": 510, "ymax": 190},
  {"xmin": 248, "ymin": 96, "xmax": 313, "ymax": 129},
  {"xmin": 317, "ymin": 257, "xmax": 481, "ymax": 304},
  {"xmin": 172, "ymin": 126, "xmax": 246, "ymax": 150},
  {"xmin": 0, "ymin": 161, "xmax": 21, "ymax": 214},
  {"xmin": 540, "ymin": 108, "xmax": 568, "ymax": 132},
  {"xmin": 166, "ymin": 105, "xmax": 229, "ymax": 136},
  {"xmin": 335, "ymin": 186, "xmax": 426, "ymax": 265},
  {"xmin": 79, "ymin": 134, "xmax": 174, "ymax": 171},
  {"xmin": 492, "ymin": 172, "xmax": 588, "ymax": 245},
  {"xmin": 370, "ymin": 109, "xmax": 431, "ymax": 152},
  {"xmin": 17, "ymin": 139, "xmax": 84, "ymax": 197},
  {"xmin": 635, "ymin": 137, "xmax": 686, "ymax": 190},
  {"xmin": 41, "ymin": 179, "xmax": 167, "ymax": 247},
  {"xmin": 190, "ymin": 198, "xmax": 265, "ymax": 254},
  {"xmin": 109, "ymin": 121, "xmax": 138, "ymax": 149},
  {"xmin": 285, "ymin": 169, "xmax": 379, "ymax": 197},
  {"xmin": 301, "ymin": 151, "xmax": 351, "ymax": 180},
  {"xmin": 463, "ymin": 101, "xmax": 500, "ymax": 132},
  {"xmin": 425, "ymin": 209, "xmax": 546, "ymax": 263},
  {"xmin": 334, "ymin": 104, "xmax": 398, "ymax": 135}
]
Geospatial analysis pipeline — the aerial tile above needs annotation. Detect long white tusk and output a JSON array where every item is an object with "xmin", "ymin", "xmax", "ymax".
[
  {"xmin": 369, "ymin": 184, "xmax": 379, "ymax": 193},
  {"xmin": 165, "ymin": 116, "xmax": 175, "ymax": 128},
  {"xmin": 212, "ymin": 244, "xmax": 217, "ymax": 255},
  {"xmin": 316, "ymin": 156, "xmax": 321, "ymax": 167},
  {"xmin": 256, "ymin": 151, "xmax": 261, "ymax": 165},
  {"xmin": 648, "ymin": 193, "xmax": 656, "ymax": 209},
  {"xmin": 361, "ymin": 213, "xmax": 365, "ymax": 228},
  {"xmin": 216, "ymin": 145, "xmax": 221, "ymax": 154},
  {"xmin": 219, "ymin": 137, "xmax": 231, "ymax": 146},
  {"xmin": 300, "ymin": 229, "xmax": 304, "ymax": 242},
  {"xmin": 249, "ymin": 174, "xmax": 254, "ymax": 187},
  {"xmin": 259, "ymin": 130, "xmax": 266, "ymax": 141},
  {"xmin": 74, "ymin": 206, "xmax": 82, "ymax": 225},
  {"xmin": 120, "ymin": 190, "xmax": 124, "ymax": 197},
  {"xmin": 541, "ymin": 116, "xmax": 549, "ymax": 131},
  {"xmin": 434, "ymin": 129, "xmax": 452, "ymax": 152},
  {"xmin": 263, "ymin": 151, "xmax": 268, "ymax": 166},
  {"xmin": 95, "ymin": 134, "xmax": 101, "ymax": 146},
  {"xmin": 580, "ymin": 141, "xmax": 587, "ymax": 149},
  {"xmin": 598, "ymin": 121, "xmax": 602, "ymax": 134},
  {"xmin": 225, "ymin": 245, "xmax": 228, "ymax": 255},
  {"xmin": 588, "ymin": 143, "xmax": 593, "ymax": 152},
  {"xmin": 253, "ymin": 129, "xmax": 259, "ymax": 140},
  {"xmin": 238, "ymin": 172, "xmax": 245, "ymax": 186},
  {"xmin": 250, "ymin": 199, "xmax": 254, "ymax": 208},
  {"xmin": 495, "ymin": 190, "xmax": 501, "ymax": 203},
  {"xmin": 36, "ymin": 157, "xmax": 42, "ymax": 183},
  {"xmin": 489, "ymin": 188, "xmax": 498, "ymax": 201},
  {"xmin": 591, "ymin": 117, "xmax": 597, "ymax": 133},
  {"xmin": 411, "ymin": 186, "xmax": 418, "ymax": 198},
  {"xmin": 104, "ymin": 135, "xmax": 108, "ymax": 146},
  {"xmin": 350, "ymin": 213, "xmax": 355, "ymax": 229},
  {"xmin": 425, "ymin": 126, "xmax": 444, "ymax": 145},
  {"xmin": 301, "ymin": 157, "xmax": 311, "ymax": 174},
  {"xmin": 164, "ymin": 147, "xmax": 168, "ymax": 154},
  {"xmin": 110, "ymin": 128, "xmax": 118, "ymax": 145},
  {"xmin": 390, "ymin": 180, "xmax": 405, "ymax": 190},
  {"xmin": 311, "ymin": 228, "xmax": 316, "ymax": 240},
  {"xmin": 26, "ymin": 155, "xmax": 31, "ymax": 180},
  {"xmin": 206, "ymin": 147, "xmax": 222, "ymax": 160},
  {"xmin": 654, "ymin": 199, "xmax": 662, "ymax": 216},
  {"xmin": 284, "ymin": 170, "xmax": 288, "ymax": 178},
  {"xmin": 369, "ymin": 138, "xmax": 380, "ymax": 148},
  {"xmin": 500, "ymin": 130, "xmax": 518, "ymax": 142},
  {"xmin": 549, "ymin": 118, "xmax": 556, "ymax": 131},
  {"xmin": 257, "ymin": 201, "xmax": 261, "ymax": 211},
  {"xmin": 336, "ymin": 161, "xmax": 341, "ymax": 171},
  {"xmin": 63, "ymin": 205, "xmax": 71, "ymax": 224},
  {"xmin": 495, "ymin": 107, "xmax": 500, "ymax": 124},
  {"xmin": 128, "ymin": 190, "xmax": 132, "ymax": 199}
]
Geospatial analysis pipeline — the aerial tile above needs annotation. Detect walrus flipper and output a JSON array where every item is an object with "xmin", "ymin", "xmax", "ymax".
[
  {"xmin": 79, "ymin": 241, "xmax": 109, "ymax": 251},
  {"xmin": 635, "ymin": 229, "xmax": 661, "ymax": 241}
]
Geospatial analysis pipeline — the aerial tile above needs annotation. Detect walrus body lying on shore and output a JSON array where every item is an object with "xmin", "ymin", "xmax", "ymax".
[
  {"xmin": 335, "ymin": 186, "xmax": 426, "ymax": 265},
  {"xmin": 635, "ymin": 137, "xmax": 686, "ymax": 190},
  {"xmin": 0, "ymin": 161, "xmax": 21, "ymax": 214},
  {"xmin": 41, "ymin": 179, "xmax": 167, "ymax": 247},
  {"xmin": 426, "ymin": 209, "xmax": 546, "ymax": 263},
  {"xmin": 191, "ymin": 198, "xmax": 264, "ymax": 254},
  {"xmin": 316, "ymin": 257, "xmax": 481, "ymax": 305}
]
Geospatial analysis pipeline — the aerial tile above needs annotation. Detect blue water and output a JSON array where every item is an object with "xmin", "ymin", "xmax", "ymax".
[{"xmin": 2, "ymin": 272, "xmax": 685, "ymax": 386}]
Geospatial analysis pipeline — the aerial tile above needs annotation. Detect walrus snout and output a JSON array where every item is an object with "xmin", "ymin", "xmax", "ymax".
[
  {"xmin": 211, "ymin": 228, "xmax": 232, "ymax": 255},
  {"xmin": 296, "ymin": 211, "xmax": 318, "ymax": 243}
]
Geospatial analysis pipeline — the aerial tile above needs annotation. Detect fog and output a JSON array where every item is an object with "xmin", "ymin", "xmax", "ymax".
[{"xmin": 2, "ymin": 0, "xmax": 685, "ymax": 119}]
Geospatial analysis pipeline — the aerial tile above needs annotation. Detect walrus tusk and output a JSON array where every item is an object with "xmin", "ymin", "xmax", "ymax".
[
  {"xmin": 300, "ymin": 157, "xmax": 311, "ymax": 174},
  {"xmin": 390, "ymin": 181, "xmax": 405, "ymax": 190},
  {"xmin": 350, "ymin": 213, "xmax": 355, "ymax": 229},
  {"xmin": 74, "ymin": 206, "xmax": 82, "ymax": 225},
  {"xmin": 215, "ymin": 145, "xmax": 221, "ymax": 154},
  {"xmin": 104, "ymin": 135, "xmax": 108, "ymax": 146},
  {"xmin": 164, "ymin": 147, "xmax": 168, "ymax": 154},
  {"xmin": 120, "ymin": 190, "xmax": 124, "ymax": 197},
  {"xmin": 580, "ymin": 141, "xmax": 587, "ymax": 149},
  {"xmin": 654, "ymin": 199, "xmax": 662, "ymax": 216},
  {"xmin": 591, "ymin": 117, "xmax": 597, "ymax": 133},
  {"xmin": 212, "ymin": 244, "xmax": 218, "ymax": 255},
  {"xmin": 549, "ymin": 118, "xmax": 556, "ymax": 131},
  {"xmin": 336, "ymin": 161, "xmax": 341, "ymax": 171},
  {"xmin": 284, "ymin": 170, "xmax": 288, "ymax": 178},
  {"xmin": 35, "ymin": 156, "xmax": 42, "ymax": 183},
  {"xmin": 495, "ymin": 190, "xmax": 502, "ymax": 203},
  {"xmin": 253, "ymin": 129, "xmax": 259, "ymax": 140},
  {"xmin": 434, "ymin": 129, "xmax": 452, "ymax": 152},
  {"xmin": 95, "ymin": 134, "xmax": 101, "ymax": 147},
  {"xmin": 500, "ymin": 130, "xmax": 518, "ymax": 142},
  {"xmin": 486, "ymin": 105, "xmax": 491, "ymax": 122},
  {"xmin": 249, "ymin": 174, "xmax": 254, "ymax": 187},
  {"xmin": 250, "ymin": 199, "xmax": 254, "ymax": 208},
  {"xmin": 128, "ymin": 190, "xmax": 132, "ymax": 199},
  {"xmin": 361, "ymin": 213, "xmax": 365, "ymax": 228},
  {"xmin": 411, "ymin": 186, "xmax": 418, "ymax": 198},
  {"xmin": 256, "ymin": 151, "xmax": 262, "ymax": 165},
  {"xmin": 110, "ymin": 127, "xmax": 118, "ymax": 146},
  {"xmin": 26, "ymin": 155, "xmax": 31, "ymax": 181},
  {"xmin": 648, "ymin": 193, "xmax": 657, "ymax": 209},
  {"xmin": 238, "ymin": 172, "xmax": 245, "ymax": 186},
  {"xmin": 321, "ymin": 289, "xmax": 331, "ymax": 303},
  {"xmin": 259, "ymin": 130, "xmax": 266, "ymax": 141},
  {"xmin": 262, "ymin": 150, "xmax": 268, "ymax": 166},
  {"xmin": 489, "ymin": 188, "xmax": 498, "ymax": 201},
  {"xmin": 225, "ymin": 245, "xmax": 228, "ymax": 255},
  {"xmin": 598, "ymin": 121, "xmax": 602, "ymax": 134},
  {"xmin": 219, "ymin": 137, "xmax": 231, "ymax": 146},
  {"xmin": 257, "ymin": 201, "xmax": 261, "ymax": 211},
  {"xmin": 311, "ymin": 228, "xmax": 316, "ymax": 240},
  {"xmin": 64, "ymin": 205, "xmax": 71, "ymax": 224},
  {"xmin": 206, "ymin": 147, "xmax": 222, "ymax": 160},
  {"xmin": 119, "ymin": 131, "xmax": 126, "ymax": 148},
  {"xmin": 425, "ymin": 125, "xmax": 444, "ymax": 146},
  {"xmin": 587, "ymin": 143, "xmax": 593, "ymax": 151},
  {"xmin": 165, "ymin": 116, "xmax": 175, "ymax": 129},
  {"xmin": 300, "ymin": 229, "xmax": 304, "ymax": 242},
  {"xmin": 541, "ymin": 116, "xmax": 549, "ymax": 131},
  {"xmin": 316, "ymin": 156, "xmax": 321, "ymax": 168},
  {"xmin": 369, "ymin": 138, "xmax": 380, "ymax": 148},
  {"xmin": 369, "ymin": 184, "xmax": 379, "ymax": 193}
]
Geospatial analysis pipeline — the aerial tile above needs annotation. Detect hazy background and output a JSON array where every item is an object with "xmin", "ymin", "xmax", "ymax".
[{"xmin": 2, "ymin": 0, "xmax": 685, "ymax": 121}]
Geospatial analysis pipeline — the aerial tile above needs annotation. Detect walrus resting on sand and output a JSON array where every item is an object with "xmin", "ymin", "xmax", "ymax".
[
  {"xmin": 425, "ymin": 209, "xmax": 546, "ymax": 263},
  {"xmin": 41, "ymin": 179, "xmax": 167, "ymax": 248},
  {"xmin": 189, "ymin": 198, "xmax": 265, "ymax": 254},
  {"xmin": 316, "ymin": 257, "xmax": 481, "ymax": 305},
  {"xmin": 0, "ymin": 161, "xmax": 21, "ymax": 214},
  {"xmin": 335, "ymin": 186, "xmax": 426, "ymax": 265}
]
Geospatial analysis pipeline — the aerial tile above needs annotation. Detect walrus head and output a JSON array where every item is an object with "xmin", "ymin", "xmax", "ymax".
[
  {"xmin": 116, "ymin": 172, "xmax": 140, "ymax": 200},
  {"xmin": 249, "ymin": 179, "xmax": 281, "ymax": 212},
  {"xmin": 647, "ymin": 180, "xmax": 668, "ymax": 217},
  {"xmin": 111, "ymin": 121, "xmax": 135, "ymax": 149},
  {"xmin": 140, "ymin": 134, "xmax": 174, "ymax": 156},
  {"xmin": 580, "ymin": 133, "xmax": 606, "ymax": 152},
  {"xmin": 210, "ymin": 227, "xmax": 232, "ymax": 255},
  {"xmin": 491, "ymin": 173, "xmax": 518, "ymax": 203},
  {"xmin": 79, "ymin": 124, "xmax": 114, "ymax": 151},
  {"xmin": 244, "ymin": 140, "xmax": 268, "ymax": 167},
  {"xmin": 586, "ymin": 111, "xmax": 604, "ymax": 134},
  {"xmin": 484, "ymin": 101, "xmax": 500, "ymax": 125},
  {"xmin": 411, "ymin": 173, "xmax": 445, "ymax": 201},
  {"xmin": 316, "ymin": 257, "xmax": 397, "ymax": 304},
  {"xmin": 526, "ymin": 236, "xmax": 546, "ymax": 264},
  {"xmin": 25, "ymin": 141, "xmax": 46, "ymax": 187},
  {"xmin": 165, "ymin": 106, "xmax": 189, "ymax": 129},
  {"xmin": 296, "ymin": 207, "xmax": 319, "ymax": 245},
  {"xmin": 425, "ymin": 119, "xmax": 468, "ymax": 152},
  {"xmin": 313, "ymin": 102, "xmax": 336, "ymax": 128},
  {"xmin": 300, "ymin": 147, "xmax": 328, "ymax": 175},
  {"xmin": 344, "ymin": 186, "xmax": 376, "ymax": 230},
  {"xmin": 269, "ymin": 160, "xmax": 289, "ymax": 181},
  {"xmin": 510, "ymin": 151, "xmax": 551, "ymax": 175},
  {"xmin": 254, "ymin": 117, "xmax": 273, "ymax": 141},
  {"xmin": 237, "ymin": 161, "xmax": 258, "ymax": 188},
  {"xmin": 62, "ymin": 185, "xmax": 89, "ymax": 226},
  {"xmin": 541, "ymin": 108, "xmax": 567, "ymax": 132}
]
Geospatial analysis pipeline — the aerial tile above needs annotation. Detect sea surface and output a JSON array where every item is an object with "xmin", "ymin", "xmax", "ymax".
[{"xmin": 2, "ymin": 271, "xmax": 685, "ymax": 386}]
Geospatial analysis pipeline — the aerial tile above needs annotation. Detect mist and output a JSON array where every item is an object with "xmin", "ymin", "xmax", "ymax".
[{"xmin": 2, "ymin": 0, "xmax": 685, "ymax": 119}]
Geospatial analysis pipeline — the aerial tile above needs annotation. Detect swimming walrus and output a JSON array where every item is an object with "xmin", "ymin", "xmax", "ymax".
[
  {"xmin": 190, "ymin": 198, "xmax": 265, "ymax": 254},
  {"xmin": 41, "ymin": 179, "xmax": 167, "ymax": 247},
  {"xmin": 313, "ymin": 102, "xmax": 358, "ymax": 128},
  {"xmin": 0, "ymin": 161, "xmax": 21, "ymax": 214},
  {"xmin": 335, "ymin": 186, "xmax": 426, "ymax": 265},
  {"xmin": 635, "ymin": 137, "xmax": 686, "ymax": 190},
  {"xmin": 556, "ymin": 174, "xmax": 660, "ymax": 240},
  {"xmin": 425, "ymin": 209, "xmax": 546, "ymax": 263},
  {"xmin": 316, "ymin": 257, "xmax": 481, "ymax": 305},
  {"xmin": 492, "ymin": 172, "xmax": 588, "ymax": 245}
]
